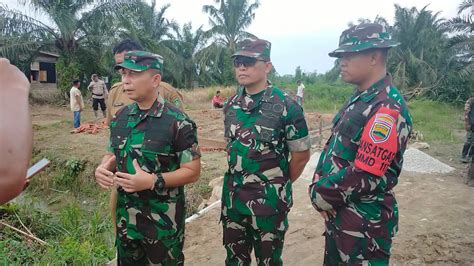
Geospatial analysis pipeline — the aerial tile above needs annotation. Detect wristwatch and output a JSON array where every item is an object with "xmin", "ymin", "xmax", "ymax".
[{"xmin": 151, "ymin": 173, "xmax": 165, "ymax": 190}]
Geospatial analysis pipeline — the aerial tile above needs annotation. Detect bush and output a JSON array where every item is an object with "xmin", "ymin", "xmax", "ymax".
[
  {"xmin": 29, "ymin": 90, "xmax": 67, "ymax": 106},
  {"xmin": 56, "ymin": 57, "xmax": 82, "ymax": 97},
  {"xmin": 53, "ymin": 159, "xmax": 86, "ymax": 188},
  {"xmin": 302, "ymin": 82, "xmax": 353, "ymax": 112}
]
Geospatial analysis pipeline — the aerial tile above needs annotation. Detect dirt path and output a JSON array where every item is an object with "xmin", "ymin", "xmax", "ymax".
[{"xmin": 183, "ymin": 152, "xmax": 474, "ymax": 265}]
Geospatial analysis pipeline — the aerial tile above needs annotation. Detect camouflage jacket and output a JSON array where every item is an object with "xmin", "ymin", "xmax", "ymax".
[
  {"xmin": 222, "ymin": 84, "xmax": 311, "ymax": 216},
  {"xmin": 309, "ymin": 75, "xmax": 412, "ymax": 239},
  {"xmin": 108, "ymin": 95, "xmax": 200, "ymax": 240}
]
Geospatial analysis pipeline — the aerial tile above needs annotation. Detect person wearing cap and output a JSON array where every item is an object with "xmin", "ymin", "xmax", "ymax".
[
  {"xmin": 94, "ymin": 51, "xmax": 201, "ymax": 265},
  {"xmin": 106, "ymin": 39, "xmax": 186, "ymax": 240},
  {"xmin": 221, "ymin": 38, "xmax": 311, "ymax": 265},
  {"xmin": 88, "ymin": 73, "xmax": 108, "ymax": 118},
  {"xmin": 308, "ymin": 23, "xmax": 413, "ymax": 264},
  {"xmin": 105, "ymin": 39, "xmax": 185, "ymax": 126}
]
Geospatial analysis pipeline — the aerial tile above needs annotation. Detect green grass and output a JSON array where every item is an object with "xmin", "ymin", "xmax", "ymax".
[
  {"xmin": 303, "ymin": 83, "xmax": 353, "ymax": 112},
  {"xmin": 408, "ymin": 100, "xmax": 464, "ymax": 143},
  {"xmin": 0, "ymin": 198, "xmax": 114, "ymax": 264},
  {"xmin": 281, "ymin": 80, "xmax": 464, "ymax": 144},
  {"xmin": 0, "ymin": 148, "xmax": 115, "ymax": 264},
  {"xmin": 276, "ymin": 81, "xmax": 354, "ymax": 112}
]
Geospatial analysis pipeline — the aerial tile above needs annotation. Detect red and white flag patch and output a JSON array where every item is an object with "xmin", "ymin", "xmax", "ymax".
[{"xmin": 355, "ymin": 107, "xmax": 400, "ymax": 176}]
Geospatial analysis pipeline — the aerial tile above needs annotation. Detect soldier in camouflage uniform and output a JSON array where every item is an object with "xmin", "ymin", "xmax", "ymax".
[
  {"xmin": 308, "ymin": 23, "xmax": 413, "ymax": 265},
  {"xmin": 463, "ymin": 97, "xmax": 474, "ymax": 186},
  {"xmin": 94, "ymin": 51, "xmax": 201, "ymax": 266},
  {"xmin": 221, "ymin": 38, "xmax": 311, "ymax": 266},
  {"xmin": 106, "ymin": 39, "xmax": 185, "ymax": 238},
  {"xmin": 461, "ymin": 97, "xmax": 474, "ymax": 163}
]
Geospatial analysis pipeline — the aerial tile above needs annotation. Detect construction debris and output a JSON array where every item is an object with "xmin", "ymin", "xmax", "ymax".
[
  {"xmin": 70, "ymin": 120, "xmax": 107, "ymax": 134},
  {"xmin": 402, "ymin": 148, "xmax": 455, "ymax": 174}
]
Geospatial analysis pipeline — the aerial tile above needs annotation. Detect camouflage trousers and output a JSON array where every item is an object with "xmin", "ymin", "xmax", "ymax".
[
  {"xmin": 116, "ymin": 232, "xmax": 184, "ymax": 266},
  {"xmin": 323, "ymin": 224, "xmax": 391, "ymax": 266},
  {"xmin": 461, "ymin": 130, "xmax": 474, "ymax": 158},
  {"xmin": 221, "ymin": 206, "xmax": 288, "ymax": 266}
]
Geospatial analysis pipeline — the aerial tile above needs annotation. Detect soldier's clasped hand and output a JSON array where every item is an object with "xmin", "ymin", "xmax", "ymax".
[
  {"xmin": 114, "ymin": 159, "xmax": 155, "ymax": 193},
  {"xmin": 95, "ymin": 155, "xmax": 116, "ymax": 189}
]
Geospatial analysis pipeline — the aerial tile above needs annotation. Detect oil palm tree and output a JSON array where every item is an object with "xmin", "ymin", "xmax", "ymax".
[
  {"xmin": 389, "ymin": 5, "xmax": 449, "ymax": 96},
  {"xmin": 116, "ymin": 1, "xmax": 178, "ymax": 49},
  {"xmin": 202, "ymin": 0, "xmax": 259, "ymax": 52},
  {"xmin": 448, "ymin": 0, "xmax": 473, "ymax": 78},
  {"xmin": 162, "ymin": 23, "xmax": 208, "ymax": 88},
  {"xmin": 116, "ymin": 0, "xmax": 190, "ymax": 87},
  {"xmin": 0, "ymin": 0, "xmax": 139, "ymax": 93}
]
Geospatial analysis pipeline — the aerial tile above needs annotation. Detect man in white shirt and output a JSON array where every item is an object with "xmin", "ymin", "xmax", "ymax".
[
  {"xmin": 70, "ymin": 79, "xmax": 84, "ymax": 128},
  {"xmin": 88, "ymin": 74, "xmax": 108, "ymax": 118},
  {"xmin": 296, "ymin": 80, "xmax": 305, "ymax": 107}
]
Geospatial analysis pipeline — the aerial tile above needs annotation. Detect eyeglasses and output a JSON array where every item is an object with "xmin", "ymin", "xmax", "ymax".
[{"xmin": 233, "ymin": 57, "xmax": 265, "ymax": 68}]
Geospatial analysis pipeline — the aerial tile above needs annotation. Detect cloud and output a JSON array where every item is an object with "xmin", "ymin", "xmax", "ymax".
[{"xmin": 246, "ymin": 0, "xmax": 458, "ymax": 74}]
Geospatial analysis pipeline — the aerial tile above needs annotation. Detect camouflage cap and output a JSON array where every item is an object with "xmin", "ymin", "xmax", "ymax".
[
  {"xmin": 115, "ymin": 50, "xmax": 164, "ymax": 72},
  {"xmin": 329, "ymin": 23, "xmax": 399, "ymax": 58},
  {"xmin": 231, "ymin": 38, "xmax": 271, "ymax": 61}
]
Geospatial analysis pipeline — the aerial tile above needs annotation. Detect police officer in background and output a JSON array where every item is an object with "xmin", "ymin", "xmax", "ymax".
[{"xmin": 88, "ymin": 74, "xmax": 108, "ymax": 118}]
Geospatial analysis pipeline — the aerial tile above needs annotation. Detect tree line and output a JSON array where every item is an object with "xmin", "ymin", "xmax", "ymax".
[{"xmin": 0, "ymin": 0, "xmax": 472, "ymax": 103}]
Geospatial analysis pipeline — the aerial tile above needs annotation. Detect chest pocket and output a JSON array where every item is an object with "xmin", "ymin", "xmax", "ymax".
[
  {"xmin": 110, "ymin": 128, "xmax": 131, "ymax": 149},
  {"xmin": 254, "ymin": 102, "xmax": 284, "ymax": 143},
  {"xmin": 224, "ymin": 108, "xmax": 238, "ymax": 140},
  {"xmin": 332, "ymin": 105, "xmax": 369, "ymax": 161},
  {"xmin": 247, "ymin": 102, "xmax": 284, "ymax": 165},
  {"xmin": 141, "ymin": 128, "xmax": 177, "ymax": 173},
  {"xmin": 110, "ymin": 127, "xmax": 133, "ymax": 173}
]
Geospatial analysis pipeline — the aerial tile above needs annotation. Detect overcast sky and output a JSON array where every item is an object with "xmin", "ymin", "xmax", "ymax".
[{"xmin": 2, "ymin": 0, "xmax": 460, "ymax": 74}]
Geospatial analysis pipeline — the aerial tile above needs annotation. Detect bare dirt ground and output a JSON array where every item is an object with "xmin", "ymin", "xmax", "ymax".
[
  {"xmin": 186, "ymin": 108, "xmax": 332, "ymax": 150},
  {"xmin": 30, "ymin": 102, "xmax": 474, "ymax": 265},
  {"xmin": 183, "ymin": 152, "xmax": 474, "ymax": 265}
]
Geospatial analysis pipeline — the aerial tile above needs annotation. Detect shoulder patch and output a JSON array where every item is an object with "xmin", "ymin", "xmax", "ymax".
[{"xmin": 355, "ymin": 107, "xmax": 400, "ymax": 177}]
